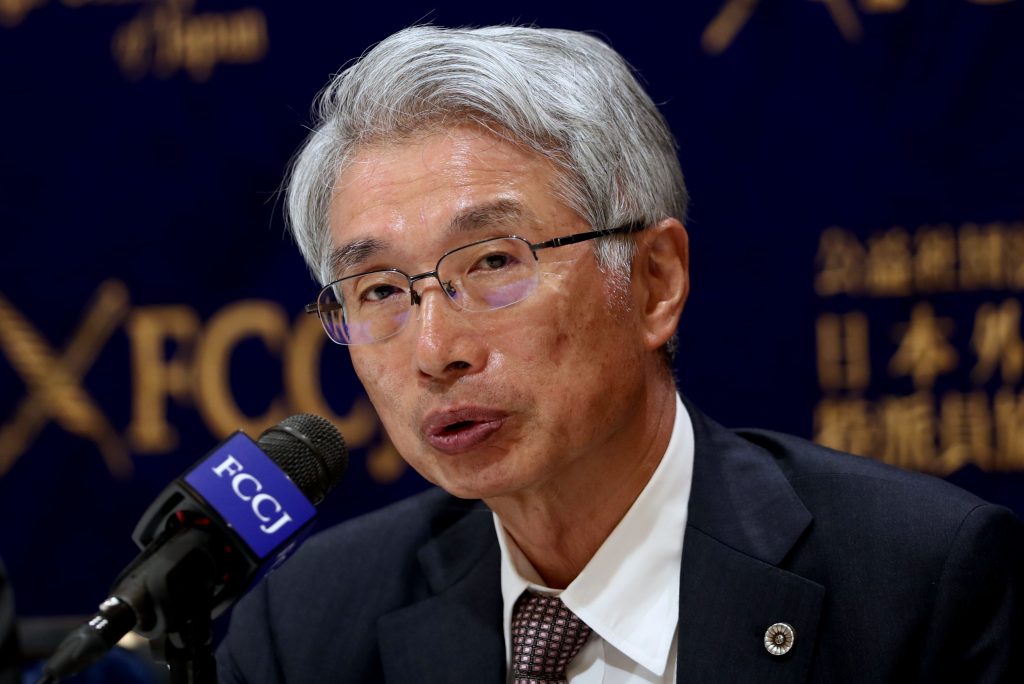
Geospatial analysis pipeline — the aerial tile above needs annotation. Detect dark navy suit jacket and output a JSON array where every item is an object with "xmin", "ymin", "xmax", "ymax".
[{"xmin": 217, "ymin": 402, "xmax": 1024, "ymax": 683}]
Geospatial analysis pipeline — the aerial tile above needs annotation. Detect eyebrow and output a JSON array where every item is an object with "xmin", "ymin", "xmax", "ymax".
[
  {"xmin": 327, "ymin": 238, "xmax": 386, "ymax": 280},
  {"xmin": 327, "ymin": 198, "xmax": 527, "ymax": 277},
  {"xmin": 449, "ymin": 198, "xmax": 524, "ymax": 234}
]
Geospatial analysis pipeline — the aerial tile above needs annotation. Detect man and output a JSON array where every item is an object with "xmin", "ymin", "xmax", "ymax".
[{"xmin": 218, "ymin": 25, "xmax": 1023, "ymax": 683}]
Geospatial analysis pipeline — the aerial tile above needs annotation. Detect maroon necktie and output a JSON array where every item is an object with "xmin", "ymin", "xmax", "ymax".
[{"xmin": 511, "ymin": 591, "xmax": 593, "ymax": 684}]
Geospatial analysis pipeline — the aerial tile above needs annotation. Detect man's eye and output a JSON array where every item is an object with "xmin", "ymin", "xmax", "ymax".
[
  {"xmin": 475, "ymin": 252, "xmax": 515, "ymax": 271},
  {"xmin": 360, "ymin": 284, "xmax": 403, "ymax": 302}
]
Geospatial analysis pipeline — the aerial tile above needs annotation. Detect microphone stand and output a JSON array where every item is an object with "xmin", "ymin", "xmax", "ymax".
[{"xmin": 152, "ymin": 597, "xmax": 218, "ymax": 684}]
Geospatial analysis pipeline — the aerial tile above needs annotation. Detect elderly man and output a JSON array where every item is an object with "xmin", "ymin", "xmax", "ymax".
[{"xmin": 217, "ymin": 26, "xmax": 1022, "ymax": 683}]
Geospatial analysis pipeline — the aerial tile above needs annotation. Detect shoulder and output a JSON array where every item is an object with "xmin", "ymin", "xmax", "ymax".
[
  {"xmin": 738, "ymin": 427, "xmax": 986, "ymax": 509},
  {"xmin": 738, "ymin": 426, "xmax": 1016, "ymax": 551},
  {"xmin": 727, "ymin": 427, "xmax": 1023, "ymax": 679},
  {"xmin": 685, "ymin": 395, "xmax": 1011, "ymax": 556}
]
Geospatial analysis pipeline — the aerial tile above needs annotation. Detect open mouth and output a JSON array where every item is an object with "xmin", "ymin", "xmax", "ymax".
[
  {"xmin": 440, "ymin": 420, "xmax": 476, "ymax": 434},
  {"xmin": 422, "ymin": 409, "xmax": 508, "ymax": 455}
]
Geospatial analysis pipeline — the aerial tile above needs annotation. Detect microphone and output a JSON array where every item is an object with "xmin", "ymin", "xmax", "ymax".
[{"xmin": 39, "ymin": 414, "xmax": 348, "ymax": 683}]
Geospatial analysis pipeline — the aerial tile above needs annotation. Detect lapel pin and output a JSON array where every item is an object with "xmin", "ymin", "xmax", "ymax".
[{"xmin": 764, "ymin": 622, "xmax": 796, "ymax": 656}]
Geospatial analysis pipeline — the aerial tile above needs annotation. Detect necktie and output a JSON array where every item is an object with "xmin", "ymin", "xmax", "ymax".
[{"xmin": 511, "ymin": 592, "xmax": 593, "ymax": 684}]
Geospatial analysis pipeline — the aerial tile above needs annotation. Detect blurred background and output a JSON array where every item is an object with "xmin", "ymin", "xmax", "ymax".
[{"xmin": 1, "ymin": 0, "xmax": 1023, "ymax": 680}]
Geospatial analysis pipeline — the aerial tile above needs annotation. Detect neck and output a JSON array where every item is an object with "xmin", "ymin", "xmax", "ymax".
[{"xmin": 486, "ymin": 377, "xmax": 677, "ymax": 589}]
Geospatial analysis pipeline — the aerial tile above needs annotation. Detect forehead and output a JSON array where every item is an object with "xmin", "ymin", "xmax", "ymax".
[{"xmin": 328, "ymin": 125, "xmax": 566, "ymax": 248}]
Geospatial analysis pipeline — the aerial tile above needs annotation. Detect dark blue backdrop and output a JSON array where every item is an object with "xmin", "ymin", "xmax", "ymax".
[{"xmin": 1, "ymin": 0, "xmax": 1022, "ymax": 621}]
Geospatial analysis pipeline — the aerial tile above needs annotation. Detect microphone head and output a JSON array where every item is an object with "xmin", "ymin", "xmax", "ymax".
[{"xmin": 257, "ymin": 414, "xmax": 348, "ymax": 505}]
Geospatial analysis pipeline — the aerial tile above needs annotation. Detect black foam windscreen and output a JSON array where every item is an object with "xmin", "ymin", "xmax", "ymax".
[{"xmin": 258, "ymin": 414, "xmax": 348, "ymax": 505}]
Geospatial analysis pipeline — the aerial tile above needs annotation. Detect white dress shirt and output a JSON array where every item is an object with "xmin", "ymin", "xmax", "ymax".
[{"xmin": 494, "ymin": 394, "xmax": 694, "ymax": 683}]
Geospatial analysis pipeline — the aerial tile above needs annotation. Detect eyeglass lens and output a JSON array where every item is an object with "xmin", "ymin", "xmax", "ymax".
[{"xmin": 317, "ymin": 237, "xmax": 540, "ymax": 345}]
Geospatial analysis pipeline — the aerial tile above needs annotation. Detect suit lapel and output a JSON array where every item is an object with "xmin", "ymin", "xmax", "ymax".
[
  {"xmin": 377, "ymin": 399, "xmax": 825, "ymax": 683},
  {"xmin": 677, "ymin": 400, "xmax": 824, "ymax": 684},
  {"xmin": 377, "ymin": 506, "xmax": 505, "ymax": 684}
]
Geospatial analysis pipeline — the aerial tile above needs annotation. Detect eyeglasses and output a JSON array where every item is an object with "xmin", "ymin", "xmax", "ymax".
[{"xmin": 305, "ymin": 223, "xmax": 646, "ymax": 345}]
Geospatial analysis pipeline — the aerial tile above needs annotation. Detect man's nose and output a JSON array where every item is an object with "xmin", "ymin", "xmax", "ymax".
[{"xmin": 410, "ymin": 283, "xmax": 486, "ymax": 383}]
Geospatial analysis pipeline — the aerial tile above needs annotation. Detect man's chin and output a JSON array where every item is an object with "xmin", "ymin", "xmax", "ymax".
[
  {"xmin": 426, "ymin": 466, "xmax": 533, "ymax": 502},
  {"xmin": 431, "ymin": 477, "xmax": 515, "ymax": 502},
  {"xmin": 407, "ymin": 441, "xmax": 530, "ymax": 500}
]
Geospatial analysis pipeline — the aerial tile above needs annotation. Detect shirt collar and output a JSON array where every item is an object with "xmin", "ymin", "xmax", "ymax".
[{"xmin": 494, "ymin": 394, "xmax": 694, "ymax": 676}]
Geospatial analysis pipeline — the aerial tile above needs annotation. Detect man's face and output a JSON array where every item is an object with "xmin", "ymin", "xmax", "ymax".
[{"xmin": 328, "ymin": 125, "xmax": 652, "ymax": 503}]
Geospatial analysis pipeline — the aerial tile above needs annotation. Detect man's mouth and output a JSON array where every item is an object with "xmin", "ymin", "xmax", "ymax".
[
  {"xmin": 422, "ymin": 408, "xmax": 508, "ymax": 455},
  {"xmin": 440, "ymin": 420, "xmax": 476, "ymax": 434}
]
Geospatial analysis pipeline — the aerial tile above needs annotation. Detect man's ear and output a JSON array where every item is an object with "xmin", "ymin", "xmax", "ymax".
[{"xmin": 632, "ymin": 218, "xmax": 689, "ymax": 352}]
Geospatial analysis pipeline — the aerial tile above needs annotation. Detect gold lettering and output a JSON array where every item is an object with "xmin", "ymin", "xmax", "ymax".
[
  {"xmin": 878, "ymin": 392, "xmax": 936, "ymax": 472},
  {"xmin": 62, "ymin": 0, "xmax": 152, "ymax": 5},
  {"xmin": 815, "ymin": 227, "xmax": 866, "ymax": 296},
  {"xmin": 153, "ymin": 5, "xmax": 184, "ymax": 79},
  {"xmin": 814, "ymin": 397, "xmax": 876, "ymax": 457},
  {"xmin": 816, "ymin": 312, "xmax": 870, "ymax": 391},
  {"xmin": 194, "ymin": 301, "xmax": 288, "ymax": 439},
  {"xmin": 233, "ymin": 10, "xmax": 268, "ymax": 61},
  {"xmin": 183, "ymin": 13, "xmax": 220, "ymax": 81},
  {"xmin": 0, "ymin": 0, "xmax": 46, "ymax": 28},
  {"xmin": 889, "ymin": 302, "xmax": 958, "ymax": 389},
  {"xmin": 1004, "ymin": 222, "xmax": 1024, "ymax": 289},
  {"xmin": 858, "ymin": 0, "xmax": 908, "ymax": 11},
  {"xmin": 913, "ymin": 224, "xmax": 957, "ymax": 293},
  {"xmin": 938, "ymin": 390, "xmax": 992, "ymax": 473},
  {"xmin": 993, "ymin": 388, "xmax": 1024, "ymax": 469},
  {"xmin": 811, "ymin": 0, "xmax": 864, "ymax": 43},
  {"xmin": 111, "ymin": 13, "xmax": 151, "ymax": 82},
  {"xmin": 970, "ymin": 299, "xmax": 1024, "ymax": 385},
  {"xmin": 126, "ymin": 305, "xmax": 200, "ymax": 453},
  {"xmin": 112, "ymin": 5, "xmax": 267, "ymax": 82},
  {"xmin": 700, "ymin": 0, "xmax": 761, "ymax": 56},
  {"xmin": 0, "ymin": 281, "xmax": 132, "ymax": 476},
  {"xmin": 866, "ymin": 228, "xmax": 913, "ymax": 296},
  {"xmin": 959, "ymin": 222, "xmax": 1005, "ymax": 290},
  {"xmin": 692, "ymin": 0, "xmax": 1013, "ymax": 57}
]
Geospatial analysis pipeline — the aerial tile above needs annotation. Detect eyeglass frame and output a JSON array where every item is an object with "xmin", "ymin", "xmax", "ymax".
[{"xmin": 304, "ymin": 222, "xmax": 648, "ymax": 344}]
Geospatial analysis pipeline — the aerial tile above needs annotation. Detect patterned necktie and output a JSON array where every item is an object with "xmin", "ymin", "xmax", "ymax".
[{"xmin": 511, "ymin": 591, "xmax": 593, "ymax": 684}]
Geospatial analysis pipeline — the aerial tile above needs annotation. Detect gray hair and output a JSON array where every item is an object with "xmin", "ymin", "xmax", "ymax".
[{"xmin": 286, "ymin": 25, "xmax": 688, "ymax": 288}]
